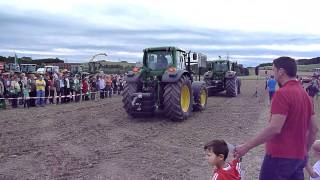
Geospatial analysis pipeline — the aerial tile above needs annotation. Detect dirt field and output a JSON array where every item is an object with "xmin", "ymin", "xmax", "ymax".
[{"xmin": 0, "ymin": 79, "xmax": 311, "ymax": 180}]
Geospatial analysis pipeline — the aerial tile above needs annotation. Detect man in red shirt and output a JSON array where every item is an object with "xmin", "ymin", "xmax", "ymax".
[{"xmin": 235, "ymin": 56, "xmax": 318, "ymax": 179}]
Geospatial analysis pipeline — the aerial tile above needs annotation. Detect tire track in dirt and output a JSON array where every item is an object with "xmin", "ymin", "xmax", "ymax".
[{"xmin": 0, "ymin": 80, "xmax": 269, "ymax": 180}]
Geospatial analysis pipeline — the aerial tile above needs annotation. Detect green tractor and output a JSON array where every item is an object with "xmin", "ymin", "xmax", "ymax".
[
  {"xmin": 122, "ymin": 46, "xmax": 208, "ymax": 121},
  {"xmin": 204, "ymin": 60, "xmax": 241, "ymax": 97}
]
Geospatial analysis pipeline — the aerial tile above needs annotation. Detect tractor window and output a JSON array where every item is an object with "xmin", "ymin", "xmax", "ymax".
[
  {"xmin": 176, "ymin": 51, "xmax": 185, "ymax": 70},
  {"xmin": 213, "ymin": 62, "xmax": 229, "ymax": 71},
  {"xmin": 146, "ymin": 51, "xmax": 173, "ymax": 70},
  {"xmin": 28, "ymin": 66, "xmax": 36, "ymax": 72}
]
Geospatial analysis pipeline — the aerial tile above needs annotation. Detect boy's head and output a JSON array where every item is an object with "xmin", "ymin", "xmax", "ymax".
[{"xmin": 204, "ymin": 139, "xmax": 229, "ymax": 167}]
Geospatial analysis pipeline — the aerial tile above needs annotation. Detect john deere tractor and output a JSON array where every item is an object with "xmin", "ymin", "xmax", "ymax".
[
  {"xmin": 204, "ymin": 60, "xmax": 241, "ymax": 97},
  {"xmin": 122, "ymin": 46, "xmax": 208, "ymax": 121}
]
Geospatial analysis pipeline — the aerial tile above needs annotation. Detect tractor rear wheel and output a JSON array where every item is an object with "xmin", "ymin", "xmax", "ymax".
[
  {"xmin": 163, "ymin": 76, "xmax": 192, "ymax": 121},
  {"xmin": 226, "ymin": 77, "xmax": 238, "ymax": 97},
  {"xmin": 122, "ymin": 83, "xmax": 138, "ymax": 116}
]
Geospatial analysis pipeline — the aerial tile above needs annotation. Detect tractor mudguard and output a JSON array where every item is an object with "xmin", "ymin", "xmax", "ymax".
[
  {"xmin": 125, "ymin": 71, "xmax": 141, "ymax": 83},
  {"xmin": 225, "ymin": 71, "xmax": 236, "ymax": 79},
  {"xmin": 161, "ymin": 70, "xmax": 191, "ymax": 83}
]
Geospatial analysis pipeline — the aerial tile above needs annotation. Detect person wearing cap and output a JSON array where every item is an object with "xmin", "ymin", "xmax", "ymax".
[
  {"xmin": 235, "ymin": 57, "xmax": 318, "ymax": 179},
  {"xmin": 306, "ymin": 140, "xmax": 320, "ymax": 179}
]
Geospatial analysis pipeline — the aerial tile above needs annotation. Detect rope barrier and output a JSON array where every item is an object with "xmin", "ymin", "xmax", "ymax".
[{"xmin": 0, "ymin": 90, "xmax": 121, "ymax": 100}]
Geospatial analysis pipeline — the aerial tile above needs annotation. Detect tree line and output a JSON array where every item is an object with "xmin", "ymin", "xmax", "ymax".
[
  {"xmin": 258, "ymin": 57, "xmax": 320, "ymax": 67},
  {"xmin": 0, "ymin": 56, "xmax": 64, "ymax": 65}
]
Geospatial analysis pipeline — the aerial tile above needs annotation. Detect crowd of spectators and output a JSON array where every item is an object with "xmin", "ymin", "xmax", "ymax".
[{"xmin": 0, "ymin": 71, "xmax": 124, "ymax": 109}]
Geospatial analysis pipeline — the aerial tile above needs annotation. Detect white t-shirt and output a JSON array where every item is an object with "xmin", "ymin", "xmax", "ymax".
[{"xmin": 311, "ymin": 160, "xmax": 320, "ymax": 180}]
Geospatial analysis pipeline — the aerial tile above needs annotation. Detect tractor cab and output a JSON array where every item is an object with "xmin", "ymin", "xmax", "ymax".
[
  {"xmin": 211, "ymin": 60, "xmax": 230, "ymax": 72},
  {"xmin": 142, "ymin": 47, "xmax": 181, "ymax": 76},
  {"xmin": 144, "ymin": 50, "xmax": 172, "ymax": 70}
]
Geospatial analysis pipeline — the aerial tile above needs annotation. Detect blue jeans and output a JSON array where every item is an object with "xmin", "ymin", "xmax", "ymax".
[
  {"xmin": 259, "ymin": 155, "xmax": 306, "ymax": 180},
  {"xmin": 269, "ymin": 91, "xmax": 275, "ymax": 101},
  {"xmin": 37, "ymin": 90, "xmax": 45, "ymax": 106}
]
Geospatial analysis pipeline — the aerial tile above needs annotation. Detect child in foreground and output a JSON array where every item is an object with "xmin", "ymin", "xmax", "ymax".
[
  {"xmin": 306, "ymin": 140, "xmax": 320, "ymax": 180},
  {"xmin": 204, "ymin": 139, "xmax": 241, "ymax": 180}
]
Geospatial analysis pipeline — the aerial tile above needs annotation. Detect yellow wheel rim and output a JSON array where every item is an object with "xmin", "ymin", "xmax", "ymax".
[
  {"xmin": 200, "ymin": 89, "xmax": 207, "ymax": 106},
  {"xmin": 181, "ymin": 85, "xmax": 190, "ymax": 113}
]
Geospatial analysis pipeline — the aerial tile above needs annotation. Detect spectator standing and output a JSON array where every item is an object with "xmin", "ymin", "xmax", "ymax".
[
  {"xmin": 266, "ymin": 75, "xmax": 277, "ymax": 102},
  {"xmin": 64, "ymin": 75, "xmax": 70, "ymax": 103},
  {"xmin": 0, "ymin": 75, "xmax": 5, "ymax": 109},
  {"xmin": 23, "ymin": 83, "xmax": 30, "ymax": 108},
  {"xmin": 306, "ymin": 75, "xmax": 320, "ymax": 103},
  {"xmin": 55, "ymin": 74, "xmax": 65, "ymax": 104},
  {"xmin": 235, "ymin": 57, "xmax": 318, "ymax": 179},
  {"xmin": 44, "ymin": 74, "xmax": 50, "ymax": 104},
  {"xmin": 69, "ymin": 74, "xmax": 74, "ymax": 102},
  {"xmin": 28, "ymin": 74, "xmax": 37, "ymax": 107},
  {"xmin": 0, "ymin": 73, "xmax": 6, "ymax": 109},
  {"xmin": 48, "ymin": 76, "xmax": 55, "ymax": 104},
  {"xmin": 73, "ymin": 75, "xmax": 81, "ymax": 102},
  {"xmin": 82, "ymin": 77, "xmax": 89, "ymax": 101},
  {"xmin": 90, "ymin": 76, "xmax": 97, "ymax": 100},
  {"xmin": 98, "ymin": 76, "xmax": 105, "ymax": 99},
  {"xmin": 112, "ymin": 75, "xmax": 117, "ymax": 94},
  {"xmin": 36, "ymin": 75, "xmax": 46, "ymax": 107},
  {"xmin": 10, "ymin": 75, "xmax": 21, "ymax": 108},
  {"xmin": 105, "ymin": 75, "xmax": 112, "ymax": 98}
]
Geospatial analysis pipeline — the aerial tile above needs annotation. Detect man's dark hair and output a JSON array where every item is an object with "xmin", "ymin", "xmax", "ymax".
[
  {"xmin": 204, "ymin": 139, "xmax": 229, "ymax": 161},
  {"xmin": 273, "ymin": 56, "xmax": 297, "ymax": 77}
]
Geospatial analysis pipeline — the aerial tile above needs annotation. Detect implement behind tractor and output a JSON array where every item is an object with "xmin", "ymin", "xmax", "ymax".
[
  {"xmin": 204, "ymin": 60, "xmax": 241, "ymax": 97},
  {"xmin": 122, "ymin": 46, "xmax": 208, "ymax": 121}
]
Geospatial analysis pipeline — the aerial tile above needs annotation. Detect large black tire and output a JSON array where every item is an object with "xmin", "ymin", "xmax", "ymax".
[
  {"xmin": 192, "ymin": 82, "xmax": 208, "ymax": 111},
  {"xmin": 122, "ymin": 83, "xmax": 155, "ymax": 118},
  {"xmin": 163, "ymin": 76, "xmax": 192, "ymax": 121},
  {"xmin": 122, "ymin": 83, "xmax": 138, "ymax": 116},
  {"xmin": 226, "ymin": 77, "xmax": 238, "ymax": 97}
]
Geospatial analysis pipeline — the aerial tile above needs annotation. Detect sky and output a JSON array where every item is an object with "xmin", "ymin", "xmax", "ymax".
[{"xmin": 0, "ymin": 0, "xmax": 320, "ymax": 66}]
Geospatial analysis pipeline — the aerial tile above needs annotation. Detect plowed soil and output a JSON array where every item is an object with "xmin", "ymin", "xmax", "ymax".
[{"xmin": 0, "ymin": 80, "xmax": 284, "ymax": 180}]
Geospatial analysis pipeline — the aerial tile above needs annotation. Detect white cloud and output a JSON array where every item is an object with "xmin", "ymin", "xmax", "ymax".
[
  {"xmin": 1, "ymin": 0, "xmax": 320, "ymax": 66},
  {"xmin": 2, "ymin": 0, "xmax": 319, "ymax": 34}
]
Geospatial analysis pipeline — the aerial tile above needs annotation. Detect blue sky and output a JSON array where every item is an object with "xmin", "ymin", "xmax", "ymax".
[{"xmin": 0, "ymin": 0, "xmax": 320, "ymax": 66}]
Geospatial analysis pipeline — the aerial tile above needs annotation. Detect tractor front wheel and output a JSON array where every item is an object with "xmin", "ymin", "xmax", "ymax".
[{"xmin": 226, "ymin": 77, "xmax": 238, "ymax": 97}]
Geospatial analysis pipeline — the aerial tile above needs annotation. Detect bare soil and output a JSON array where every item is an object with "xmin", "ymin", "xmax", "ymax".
[{"xmin": 0, "ymin": 80, "xmax": 280, "ymax": 180}]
